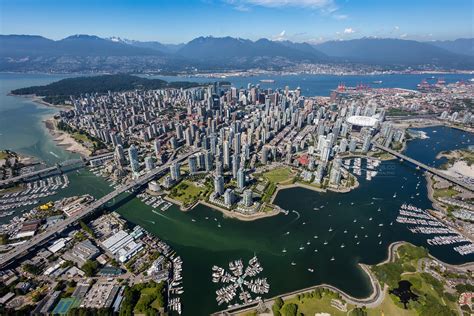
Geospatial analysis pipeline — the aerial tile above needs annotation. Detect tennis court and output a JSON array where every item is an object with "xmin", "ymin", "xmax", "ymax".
[{"xmin": 52, "ymin": 297, "xmax": 80, "ymax": 315}]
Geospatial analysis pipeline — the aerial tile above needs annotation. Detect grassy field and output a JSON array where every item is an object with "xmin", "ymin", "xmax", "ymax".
[
  {"xmin": 367, "ymin": 293, "xmax": 417, "ymax": 316},
  {"xmin": 263, "ymin": 167, "xmax": 294, "ymax": 184},
  {"xmin": 371, "ymin": 244, "xmax": 458, "ymax": 315},
  {"xmin": 433, "ymin": 187, "xmax": 458, "ymax": 199},
  {"xmin": 282, "ymin": 294, "xmax": 350, "ymax": 316},
  {"xmin": 169, "ymin": 180, "xmax": 209, "ymax": 206},
  {"xmin": 134, "ymin": 285, "xmax": 165, "ymax": 313}
]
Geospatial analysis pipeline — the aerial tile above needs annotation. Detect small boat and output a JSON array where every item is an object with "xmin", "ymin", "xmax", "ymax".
[
  {"xmin": 379, "ymin": 241, "xmax": 382, "ymax": 245},
  {"xmin": 353, "ymin": 219, "xmax": 357, "ymax": 223},
  {"xmin": 393, "ymin": 193, "xmax": 397, "ymax": 198},
  {"xmin": 218, "ymin": 224, "xmax": 221, "ymax": 228},
  {"xmin": 191, "ymin": 219, "xmax": 196, "ymax": 222},
  {"xmin": 355, "ymin": 234, "xmax": 358, "ymax": 239},
  {"xmin": 378, "ymin": 233, "xmax": 381, "ymax": 237},
  {"xmin": 330, "ymin": 257, "xmax": 335, "ymax": 261},
  {"xmin": 377, "ymin": 208, "xmax": 381, "ymax": 212},
  {"xmin": 340, "ymin": 244, "xmax": 345, "ymax": 248},
  {"xmin": 369, "ymin": 217, "xmax": 373, "ymax": 221},
  {"xmin": 282, "ymin": 248, "xmax": 287, "ymax": 253},
  {"xmin": 306, "ymin": 241, "xmax": 311, "ymax": 245},
  {"xmin": 356, "ymin": 241, "xmax": 360, "ymax": 245},
  {"xmin": 378, "ymin": 223, "xmax": 384, "ymax": 227},
  {"xmin": 291, "ymin": 262, "xmax": 296, "ymax": 266},
  {"xmin": 313, "ymin": 235, "xmax": 318, "ymax": 239},
  {"xmin": 328, "ymin": 227, "xmax": 333, "ymax": 232},
  {"xmin": 299, "ymin": 246, "xmax": 305, "ymax": 250},
  {"xmin": 314, "ymin": 249, "xmax": 318, "ymax": 252},
  {"xmin": 343, "ymin": 230, "xmax": 347, "ymax": 234},
  {"xmin": 323, "ymin": 241, "xmax": 328, "ymax": 245},
  {"xmin": 308, "ymin": 268, "xmax": 314, "ymax": 272}
]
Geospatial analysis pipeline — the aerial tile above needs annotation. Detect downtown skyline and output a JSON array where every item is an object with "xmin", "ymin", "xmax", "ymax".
[{"xmin": 1, "ymin": 0, "xmax": 472, "ymax": 44}]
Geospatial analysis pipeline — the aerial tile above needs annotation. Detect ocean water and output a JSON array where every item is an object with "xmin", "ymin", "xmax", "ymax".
[{"xmin": 0, "ymin": 73, "xmax": 473, "ymax": 315}]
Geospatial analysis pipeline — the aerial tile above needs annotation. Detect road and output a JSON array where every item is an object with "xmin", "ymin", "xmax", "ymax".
[
  {"xmin": 0, "ymin": 149, "xmax": 198, "ymax": 269},
  {"xmin": 0, "ymin": 152, "xmax": 114, "ymax": 187},
  {"xmin": 373, "ymin": 143, "xmax": 474, "ymax": 192}
]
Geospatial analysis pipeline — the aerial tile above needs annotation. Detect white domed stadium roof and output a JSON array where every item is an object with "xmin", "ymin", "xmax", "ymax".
[{"xmin": 347, "ymin": 115, "xmax": 378, "ymax": 127}]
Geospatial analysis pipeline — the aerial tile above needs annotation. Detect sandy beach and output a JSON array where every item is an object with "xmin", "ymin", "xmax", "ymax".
[{"xmin": 44, "ymin": 117, "xmax": 92, "ymax": 157}]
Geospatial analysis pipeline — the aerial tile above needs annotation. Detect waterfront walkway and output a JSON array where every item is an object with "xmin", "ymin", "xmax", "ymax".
[
  {"xmin": 212, "ymin": 263, "xmax": 385, "ymax": 315},
  {"xmin": 373, "ymin": 143, "xmax": 474, "ymax": 192},
  {"xmin": 0, "ymin": 149, "xmax": 198, "ymax": 269}
]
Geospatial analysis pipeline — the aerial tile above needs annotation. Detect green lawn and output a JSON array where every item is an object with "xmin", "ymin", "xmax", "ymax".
[
  {"xmin": 169, "ymin": 180, "xmax": 209, "ymax": 206},
  {"xmin": 134, "ymin": 284, "xmax": 165, "ymax": 313},
  {"xmin": 371, "ymin": 244, "xmax": 458, "ymax": 316},
  {"xmin": 367, "ymin": 294, "xmax": 416, "ymax": 316},
  {"xmin": 263, "ymin": 167, "xmax": 294, "ymax": 184},
  {"xmin": 282, "ymin": 294, "xmax": 349, "ymax": 316},
  {"xmin": 433, "ymin": 187, "xmax": 458, "ymax": 199}
]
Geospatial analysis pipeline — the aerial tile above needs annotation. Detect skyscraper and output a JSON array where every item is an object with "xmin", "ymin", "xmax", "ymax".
[
  {"xmin": 232, "ymin": 154, "xmax": 240, "ymax": 179},
  {"xmin": 188, "ymin": 156, "xmax": 197, "ymax": 175},
  {"xmin": 170, "ymin": 162, "xmax": 181, "ymax": 181},
  {"xmin": 237, "ymin": 168, "xmax": 245, "ymax": 189},
  {"xmin": 128, "ymin": 145, "xmax": 139, "ymax": 173},
  {"xmin": 243, "ymin": 189, "xmax": 253, "ymax": 207},
  {"xmin": 214, "ymin": 175, "xmax": 224, "ymax": 195},
  {"xmin": 144, "ymin": 156, "xmax": 155, "ymax": 171}
]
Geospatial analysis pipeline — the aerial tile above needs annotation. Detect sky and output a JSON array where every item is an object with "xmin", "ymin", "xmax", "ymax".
[{"xmin": 0, "ymin": 0, "xmax": 472, "ymax": 43}]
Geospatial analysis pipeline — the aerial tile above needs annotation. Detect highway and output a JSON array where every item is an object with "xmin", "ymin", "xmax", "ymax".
[
  {"xmin": 0, "ymin": 152, "xmax": 114, "ymax": 187},
  {"xmin": 0, "ymin": 149, "xmax": 198, "ymax": 269},
  {"xmin": 373, "ymin": 143, "xmax": 474, "ymax": 192}
]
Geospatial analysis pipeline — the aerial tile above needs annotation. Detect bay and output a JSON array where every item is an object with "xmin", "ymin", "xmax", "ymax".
[{"xmin": 0, "ymin": 73, "xmax": 473, "ymax": 315}]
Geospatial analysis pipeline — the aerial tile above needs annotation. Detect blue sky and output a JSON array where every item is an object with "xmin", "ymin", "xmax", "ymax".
[{"xmin": 0, "ymin": 0, "xmax": 472, "ymax": 43}]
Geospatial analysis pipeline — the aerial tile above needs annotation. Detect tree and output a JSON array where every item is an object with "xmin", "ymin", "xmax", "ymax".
[
  {"xmin": 281, "ymin": 303, "xmax": 298, "ymax": 316},
  {"xmin": 82, "ymin": 260, "xmax": 99, "ymax": 277}
]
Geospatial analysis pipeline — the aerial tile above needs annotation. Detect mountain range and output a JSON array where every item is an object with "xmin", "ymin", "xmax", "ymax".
[{"xmin": 1, "ymin": 34, "xmax": 472, "ymax": 73}]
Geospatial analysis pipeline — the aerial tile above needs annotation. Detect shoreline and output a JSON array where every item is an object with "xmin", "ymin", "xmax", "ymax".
[
  {"xmin": 213, "ymin": 240, "xmax": 473, "ymax": 315},
  {"xmin": 9, "ymin": 93, "xmax": 72, "ymax": 111},
  {"xmin": 43, "ymin": 117, "xmax": 92, "ymax": 157}
]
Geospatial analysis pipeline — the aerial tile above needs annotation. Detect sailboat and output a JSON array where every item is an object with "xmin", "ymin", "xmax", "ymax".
[
  {"xmin": 324, "ymin": 241, "xmax": 328, "ymax": 245},
  {"xmin": 330, "ymin": 257, "xmax": 335, "ymax": 261},
  {"xmin": 282, "ymin": 248, "xmax": 287, "ymax": 253},
  {"xmin": 328, "ymin": 227, "xmax": 333, "ymax": 232}
]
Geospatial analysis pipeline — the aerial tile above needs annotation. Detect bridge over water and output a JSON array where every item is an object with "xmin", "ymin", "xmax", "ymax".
[
  {"xmin": 0, "ymin": 149, "xmax": 198, "ymax": 269},
  {"xmin": 373, "ymin": 143, "xmax": 474, "ymax": 192},
  {"xmin": 0, "ymin": 152, "xmax": 114, "ymax": 187}
]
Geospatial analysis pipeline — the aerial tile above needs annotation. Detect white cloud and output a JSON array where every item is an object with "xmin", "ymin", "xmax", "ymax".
[
  {"xmin": 400, "ymin": 33, "xmax": 408, "ymax": 38},
  {"xmin": 237, "ymin": 0, "xmax": 334, "ymax": 8},
  {"xmin": 226, "ymin": 0, "xmax": 337, "ymax": 12},
  {"xmin": 343, "ymin": 27, "xmax": 355, "ymax": 34},
  {"xmin": 333, "ymin": 14, "xmax": 348, "ymax": 20},
  {"xmin": 273, "ymin": 30, "xmax": 287, "ymax": 41},
  {"xmin": 394, "ymin": 26, "xmax": 400, "ymax": 31}
]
